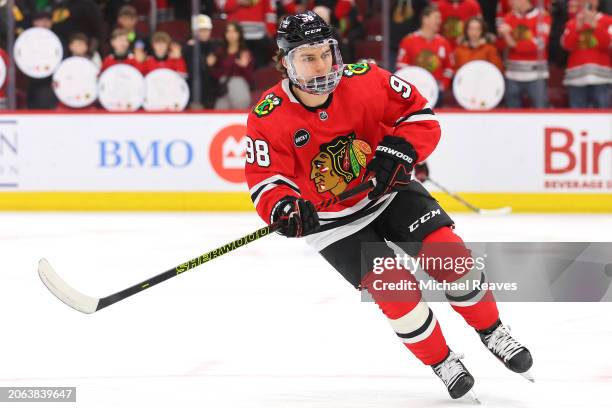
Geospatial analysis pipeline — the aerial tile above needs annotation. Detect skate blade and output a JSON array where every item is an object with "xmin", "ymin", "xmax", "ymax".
[
  {"xmin": 520, "ymin": 369, "xmax": 535, "ymax": 383},
  {"xmin": 465, "ymin": 389, "xmax": 481, "ymax": 404}
]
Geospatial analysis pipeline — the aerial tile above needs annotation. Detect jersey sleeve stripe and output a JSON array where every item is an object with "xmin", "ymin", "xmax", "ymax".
[
  {"xmin": 250, "ymin": 176, "xmax": 301, "ymax": 207},
  {"xmin": 249, "ymin": 175, "xmax": 300, "ymax": 196},
  {"xmin": 394, "ymin": 107, "xmax": 436, "ymax": 126}
]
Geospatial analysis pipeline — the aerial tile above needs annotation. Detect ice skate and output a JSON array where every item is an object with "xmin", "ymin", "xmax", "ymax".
[
  {"xmin": 479, "ymin": 320, "xmax": 534, "ymax": 382},
  {"xmin": 432, "ymin": 350, "xmax": 478, "ymax": 401}
]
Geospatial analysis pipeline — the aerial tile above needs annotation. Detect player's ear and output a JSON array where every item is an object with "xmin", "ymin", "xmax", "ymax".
[{"xmin": 281, "ymin": 57, "xmax": 287, "ymax": 69}]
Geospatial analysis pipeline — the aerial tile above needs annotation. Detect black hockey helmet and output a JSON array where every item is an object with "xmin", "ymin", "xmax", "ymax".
[{"xmin": 276, "ymin": 11, "xmax": 334, "ymax": 53}]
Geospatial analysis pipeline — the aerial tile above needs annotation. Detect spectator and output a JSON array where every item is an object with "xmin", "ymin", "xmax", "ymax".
[
  {"xmin": 455, "ymin": 16, "xmax": 504, "ymax": 72},
  {"xmin": 397, "ymin": 5, "xmax": 454, "ymax": 105},
  {"xmin": 68, "ymin": 33, "xmax": 102, "ymax": 69},
  {"xmin": 26, "ymin": 11, "xmax": 58, "ymax": 109},
  {"xmin": 390, "ymin": 0, "xmax": 431, "ymax": 72},
  {"xmin": 211, "ymin": 22, "xmax": 254, "ymax": 109},
  {"xmin": 498, "ymin": 0, "xmax": 552, "ymax": 108},
  {"xmin": 215, "ymin": 0, "xmax": 276, "ymax": 68},
  {"xmin": 561, "ymin": 0, "xmax": 611, "ymax": 108},
  {"xmin": 183, "ymin": 14, "xmax": 220, "ymax": 109},
  {"xmin": 50, "ymin": 0, "xmax": 104, "ymax": 54},
  {"xmin": 115, "ymin": 5, "xmax": 148, "ymax": 52},
  {"xmin": 433, "ymin": 0, "xmax": 482, "ymax": 46},
  {"xmin": 101, "ymin": 28, "xmax": 146, "ymax": 72},
  {"xmin": 142, "ymin": 31, "xmax": 188, "ymax": 76}
]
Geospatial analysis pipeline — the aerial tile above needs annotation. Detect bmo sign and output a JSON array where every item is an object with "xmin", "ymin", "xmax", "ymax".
[
  {"xmin": 544, "ymin": 127, "xmax": 612, "ymax": 191},
  {"xmin": 98, "ymin": 140, "xmax": 194, "ymax": 168}
]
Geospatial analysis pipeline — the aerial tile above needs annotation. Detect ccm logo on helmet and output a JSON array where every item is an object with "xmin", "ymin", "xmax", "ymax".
[
  {"xmin": 304, "ymin": 28, "xmax": 322, "ymax": 35},
  {"xmin": 376, "ymin": 146, "xmax": 414, "ymax": 163}
]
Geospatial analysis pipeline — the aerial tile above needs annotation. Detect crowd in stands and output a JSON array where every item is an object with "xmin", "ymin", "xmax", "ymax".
[{"xmin": 0, "ymin": 0, "xmax": 609, "ymax": 110}]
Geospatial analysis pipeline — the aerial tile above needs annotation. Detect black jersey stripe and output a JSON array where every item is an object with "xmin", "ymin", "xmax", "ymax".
[
  {"xmin": 396, "ymin": 308, "xmax": 434, "ymax": 339},
  {"xmin": 318, "ymin": 199, "xmax": 381, "ymax": 222},
  {"xmin": 250, "ymin": 179, "xmax": 301, "ymax": 203},
  {"xmin": 315, "ymin": 200, "xmax": 385, "ymax": 233},
  {"xmin": 394, "ymin": 108, "xmax": 435, "ymax": 126},
  {"xmin": 445, "ymin": 272, "xmax": 486, "ymax": 302}
]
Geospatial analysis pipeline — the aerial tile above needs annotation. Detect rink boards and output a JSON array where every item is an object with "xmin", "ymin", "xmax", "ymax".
[{"xmin": 0, "ymin": 110, "xmax": 610, "ymax": 212}]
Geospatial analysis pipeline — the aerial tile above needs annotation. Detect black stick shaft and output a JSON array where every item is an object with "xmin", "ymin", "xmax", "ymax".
[
  {"xmin": 425, "ymin": 176, "xmax": 481, "ymax": 213},
  {"xmin": 95, "ymin": 180, "xmax": 374, "ymax": 311}
]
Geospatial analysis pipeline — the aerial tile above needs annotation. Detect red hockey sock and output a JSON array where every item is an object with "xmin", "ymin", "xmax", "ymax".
[
  {"xmin": 421, "ymin": 227, "xmax": 500, "ymax": 331},
  {"xmin": 362, "ymin": 268, "xmax": 449, "ymax": 365}
]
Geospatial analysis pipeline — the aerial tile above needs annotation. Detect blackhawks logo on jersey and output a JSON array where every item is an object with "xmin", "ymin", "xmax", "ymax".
[
  {"xmin": 253, "ymin": 93, "xmax": 282, "ymax": 117},
  {"xmin": 415, "ymin": 50, "xmax": 441, "ymax": 73},
  {"xmin": 310, "ymin": 133, "xmax": 372, "ymax": 196},
  {"xmin": 343, "ymin": 63, "xmax": 371, "ymax": 77},
  {"xmin": 442, "ymin": 16, "xmax": 464, "ymax": 39},
  {"xmin": 578, "ymin": 29, "xmax": 598, "ymax": 49},
  {"xmin": 513, "ymin": 24, "xmax": 533, "ymax": 41}
]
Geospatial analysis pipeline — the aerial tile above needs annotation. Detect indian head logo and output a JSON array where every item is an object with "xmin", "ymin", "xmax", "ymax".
[
  {"xmin": 310, "ymin": 133, "xmax": 372, "ymax": 196},
  {"xmin": 442, "ymin": 16, "xmax": 464, "ymax": 39},
  {"xmin": 415, "ymin": 49, "xmax": 441, "ymax": 73},
  {"xmin": 513, "ymin": 25, "xmax": 533, "ymax": 41},
  {"xmin": 578, "ymin": 29, "xmax": 598, "ymax": 49}
]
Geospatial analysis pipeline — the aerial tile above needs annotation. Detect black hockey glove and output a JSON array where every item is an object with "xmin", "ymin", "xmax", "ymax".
[
  {"xmin": 414, "ymin": 162, "xmax": 429, "ymax": 183},
  {"xmin": 271, "ymin": 196, "xmax": 320, "ymax": 238},
  {"xmin": 366, "ymin": 135, "xmax": 417, "ymax": 200}
]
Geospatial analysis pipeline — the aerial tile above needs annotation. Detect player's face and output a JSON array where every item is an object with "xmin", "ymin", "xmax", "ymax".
[{"xmin": 292, "ymin": 44, "xmax": 334, "ymax": 81}]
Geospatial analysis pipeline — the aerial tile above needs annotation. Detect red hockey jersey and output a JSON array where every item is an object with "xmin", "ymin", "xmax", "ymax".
[
  {"xmin": 432, "ymin": 0, "xmax": 482, "ymax": 45},
  {"xmin": 396, "ymin": 31, "xmax": 454, "ymax": 90},
  {"xmin": 141, "ymin": 56, "xmax": 188, "ymax": 77},
  {"xmin": 498, "ymin": 8, "xmax": 551, "ymax": 81},
  {"xmin": 100, "ymin": 54, "xmax": 144, "ymax": 73},
  {"xmin": 245, "ymin": 63, "xmax": 441, "ymax": 250},
  {"xmin": 561, "ymin": 12, "xmax": 612, "ymax": 86}
]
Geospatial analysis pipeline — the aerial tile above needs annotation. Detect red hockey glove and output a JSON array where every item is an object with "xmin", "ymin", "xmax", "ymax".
[
  {"xmin": 366, "ymin": 135, "xmax": 417, "ymax": 200},
  {"xmin": 271, "ymin": 196, "xmax": 320, "ymax": 238},
  {"xmin": 414, "ymin": 162, "xmax": 429, "ymax": 183}
]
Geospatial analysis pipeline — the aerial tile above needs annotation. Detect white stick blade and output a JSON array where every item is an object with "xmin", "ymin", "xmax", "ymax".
[{"xmin": 38, "ymin": 258, "xmax": 99, "ymax": 314}]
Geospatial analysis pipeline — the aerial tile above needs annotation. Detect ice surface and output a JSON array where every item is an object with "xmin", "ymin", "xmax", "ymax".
[{"xmin": 1, "ymin": 212, "xmax": 611, "ymax": 407}]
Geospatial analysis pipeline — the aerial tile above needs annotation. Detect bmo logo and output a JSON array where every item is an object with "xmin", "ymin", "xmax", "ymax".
[
  {"xmin": 544, "ymin": 127, "xmax": 611, "ymax": 175},
  {"xmin": 98, "ymin": 140, "xmax": 193, "ymax": 168},
  {"xmin": 209, "ymin": 124, "xmax": 248, "ymax": 183}
]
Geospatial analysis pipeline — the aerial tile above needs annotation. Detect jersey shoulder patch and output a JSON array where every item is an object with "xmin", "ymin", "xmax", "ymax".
[
  {"xmin": 342, "ymin": 63, "xmax": 372, "ymax": 78},
  {"xmin": 252, "ymin": 92, "xmax": 283, "ymax": 118}
]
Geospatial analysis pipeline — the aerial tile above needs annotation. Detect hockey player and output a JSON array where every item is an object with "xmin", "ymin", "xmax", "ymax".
[{"xmin": 245, "ymin": 11, "xmax": 533, "ymax": 400}]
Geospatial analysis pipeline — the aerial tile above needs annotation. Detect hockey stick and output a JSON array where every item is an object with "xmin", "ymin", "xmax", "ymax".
[
  {"xmin": 425, "ymin": 176, "xmax": 512, "ymax": 215},
  {"xmin": 38, "ymin": 180, "xmax": 375, "ymax": 314}
]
